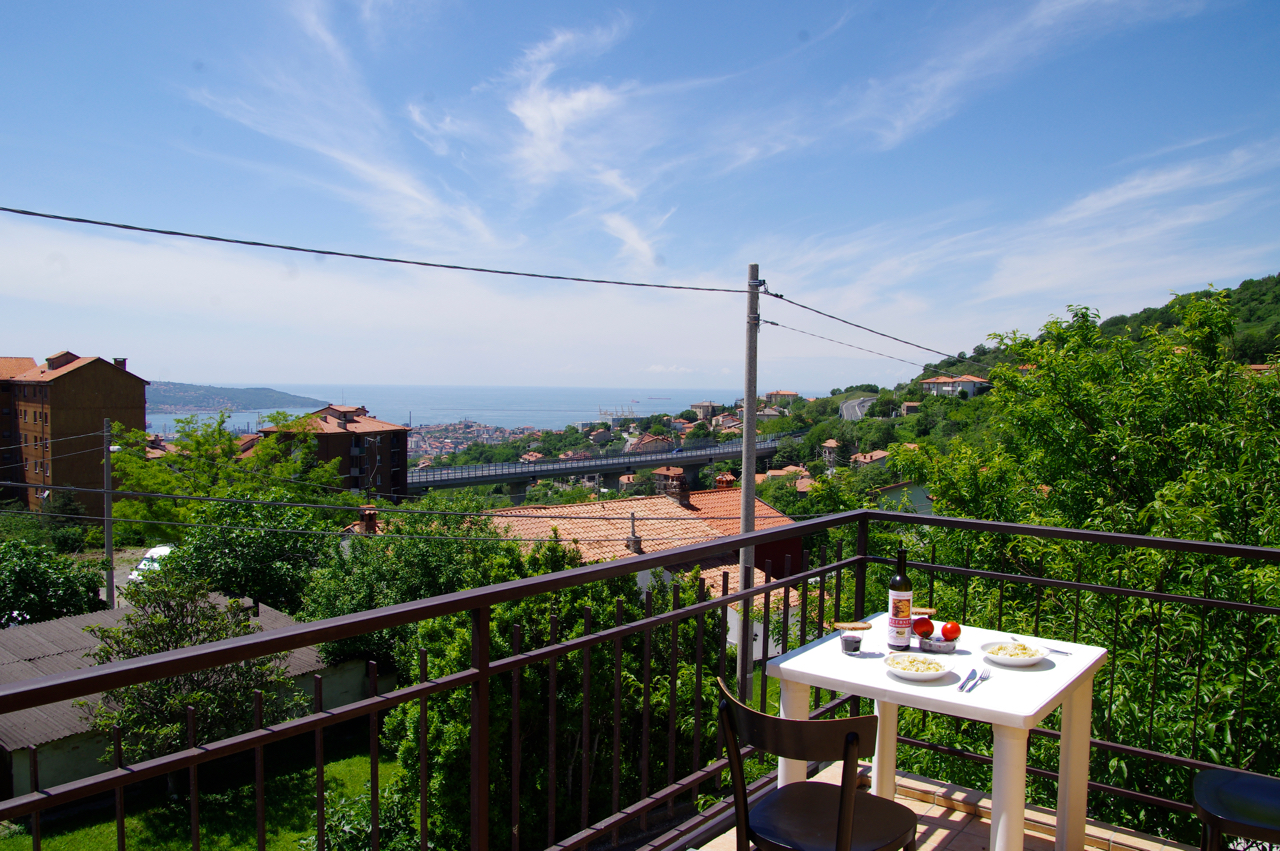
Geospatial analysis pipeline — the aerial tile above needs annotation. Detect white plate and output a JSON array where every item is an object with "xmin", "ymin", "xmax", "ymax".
[
  {"xmin": 883, "ymin": 652, "xmax": 954, "ymax": 681},
  {"xmin": 980, "ymin": 641, "xmax": 1050, "ymax": 667}
]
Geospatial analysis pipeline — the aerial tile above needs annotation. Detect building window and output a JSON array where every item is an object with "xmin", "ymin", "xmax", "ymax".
[
  {"xmin": 45, "ymin": 461, "xmax": 50, "ymax": 476},
  {"xmin": 377, "ymin": 474, "xmax": 382, "ymax": 486},
  {"xmin": 35, "ymin": 461, "xmax": 41, "ymax": 473}
]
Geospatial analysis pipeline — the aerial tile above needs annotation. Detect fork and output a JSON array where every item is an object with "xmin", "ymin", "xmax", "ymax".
[
  {"xmin": 1010, "ymin": 634, "xmax": 1072, "ymax": 656},
  {"xmin": 966, "ymin": 667, "xmax": 991, "ymax": 693}
]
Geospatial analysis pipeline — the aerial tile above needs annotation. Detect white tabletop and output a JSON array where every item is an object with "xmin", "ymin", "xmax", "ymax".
[{"xmin": 764, "ymin": 612, "xmax": 1108, "ymax": 729}]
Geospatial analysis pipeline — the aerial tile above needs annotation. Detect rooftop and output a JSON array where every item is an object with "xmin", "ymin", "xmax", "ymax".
[{"xmin": 0, "ymin": 601, "xmax": 323, "ymax": 751}]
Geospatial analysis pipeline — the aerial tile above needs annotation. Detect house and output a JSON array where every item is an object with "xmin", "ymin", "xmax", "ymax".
[
  {"xmin": 712, "ymin": 413, "xmax": 741, "ymax": 430},
  {"xmin": 261, "ymin": 405, "xmax": 409, "ymax": 498},
  {"xmin": 0, "ymin": 358, "xmax": 37, "ymax": 502},
  {"xmin": 489, "ymin": 486, "xmax": 801, "ymax": 582},
  {"xmin": 689, "ymin": 401, "xmax": 717, "ymax": 421},
  {"xmin": 1016, "ymin": 364, "xmax": 1036, "ymax": 376},
  {"xmin": 714, "ymin": 471, "xmax": 736, "ymax": 489},
  {"xmin": 669, "ymin": 419, "xmax": 692, "ymax": 435},
  {"xmin": 868, "ymin": 480, "xmax": 933, "ymax": 515},
  {"xmin": 625, "ymin": 433, "xmax": 674, "ymax": 454},
  {"xmin": 820, "ymin": 438, "xmax": 840, "ymax": 468},
  {"xmin": 920, "ymin": 375, "xmax": 991, "ymax": 397},
  {"xmin": 6, "ymin": 352, "xmax": 148, "ymax": 516},
  {"xmin": 651, "ymin": 466, "xmax": 686, "ymax": 494},
  {"xmin": 850, "ymin": 449, "xmax": 889, "ymax": 467},
  {"xmin": 520, "ymin": 452, "xmax": 544, "ymax": 463},
  {"xmin": 765, "ymin": 391, "xmax": 799, "ymax": 406},
  {"xmin": 900, "ymin": 401, "xmax": 921, "ymax": 416},
  {"xmin": 756, "ymin": 406, "xmax": 785, "ymax": 421},
  {"xmin": 0, "ymin": 602, "xmax": 372, "ymax": 799}
]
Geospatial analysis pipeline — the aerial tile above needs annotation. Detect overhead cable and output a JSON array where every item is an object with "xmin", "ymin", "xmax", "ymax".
[
  {"xmin": 0, "ymin": 206, "xmax": 742, "ymax": 294},
  {"xmin": 0, "ymin": 507, "xmax": 728, "ymax": 545},
  {"xmin": 767, "ymin": 292, "xmax": 989, "ymax": 370},
  {"xmin": 765, "ymin": 322, "xmax": 960, "ymax": 377},
  {"xmin": 2, "ymin": 480, "xmax": 780, "ymax": 523}
]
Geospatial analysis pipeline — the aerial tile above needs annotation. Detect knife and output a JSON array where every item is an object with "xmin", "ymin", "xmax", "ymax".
[{"xmin": 957, "ymin": 668, "xmax": 977, "ymax": 692}]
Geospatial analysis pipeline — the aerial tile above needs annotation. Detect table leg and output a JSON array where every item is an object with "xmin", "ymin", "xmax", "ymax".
[
  {"xmin": 871, "ymin": 700, "xmax": 898, "ymax": 799},
  {"xmin": 990, "ymin": 725, "xmax": 1028, "ymax": 851},
  {"xmin": 777, "ymin": 678, "xmax": 809, "ymax": 786},
  {"xmin": 1056, "ymin": 674, "xmax": 1094, "ymax": 851}
]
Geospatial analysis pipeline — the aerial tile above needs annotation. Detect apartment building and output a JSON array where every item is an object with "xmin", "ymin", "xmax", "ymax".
[
  {"xmin": 0, "ymin": 358, "xmax": 38, "ymax": 502},
  {"xmin": 261, "ymin": 404, "xmax": 409, "ymax": 498},
  {"xmin": 7, "ymin": 352, "xmax": 147, "ymax": 516}
]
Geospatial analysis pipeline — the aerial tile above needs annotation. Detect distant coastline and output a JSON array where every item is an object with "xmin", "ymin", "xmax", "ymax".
[{"xmin": 147, "ymin": 381, "xmax": 326, "ymax": 414}]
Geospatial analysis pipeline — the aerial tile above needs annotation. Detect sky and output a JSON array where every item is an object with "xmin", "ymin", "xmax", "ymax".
[{"xmin": 1, "ymin": 1, "xmax": 1278, "ymax": 393}]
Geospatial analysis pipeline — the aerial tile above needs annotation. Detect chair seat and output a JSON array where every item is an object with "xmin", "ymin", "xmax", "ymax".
[
  {"xmin": 748, "ymin": 781, "xmax": 917, "ymax": 851},
  {"xmin": 1193, "ymin": 769, "xmax": 1280, "ymax": 842}
]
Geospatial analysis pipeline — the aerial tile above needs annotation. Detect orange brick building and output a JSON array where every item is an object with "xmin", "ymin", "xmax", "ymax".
[
  {"xmin": 261, "ymin": 405, "xmax": 409, "ymax": 498},
  {"xmin": 6, "ymin": 352, "xmax": 148, "ymax": 517}
]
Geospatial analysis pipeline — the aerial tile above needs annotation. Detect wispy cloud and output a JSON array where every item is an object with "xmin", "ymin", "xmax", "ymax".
[
  {"xmin": 844, "ymin": 0, "xmax": 1204, "ymax": 149},
  {"xmin": 189, "ymin": 0, "xmax": 494, "ymax": 251}
]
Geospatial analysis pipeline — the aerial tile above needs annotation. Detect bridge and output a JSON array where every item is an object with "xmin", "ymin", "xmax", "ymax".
[{"xmin": 406, "ymin": 433, "xmax": 801, "ymax": 502}]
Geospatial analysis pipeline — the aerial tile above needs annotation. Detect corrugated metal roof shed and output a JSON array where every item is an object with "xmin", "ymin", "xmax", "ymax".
[{"xmin": 0, "ymin": 600, "xmax": 324, "ymax": 751}]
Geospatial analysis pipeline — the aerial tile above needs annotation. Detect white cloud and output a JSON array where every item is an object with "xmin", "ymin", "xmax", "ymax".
[
  {"xmin": 844, "ymin": 0, "xmax": 1204, "ymax": 149},
  {"xmin": 189, "ymin": 1, "xmax": 494, "ymax": 252},
  {"xmin": 642, "ymin": 364, "xmax": 694, "ymax": 374}
]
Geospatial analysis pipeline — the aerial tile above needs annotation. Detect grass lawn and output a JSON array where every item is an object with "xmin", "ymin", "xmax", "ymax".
[{"xmin": 0, "ymin": 723, "xmax": 401, "ymax": 851}]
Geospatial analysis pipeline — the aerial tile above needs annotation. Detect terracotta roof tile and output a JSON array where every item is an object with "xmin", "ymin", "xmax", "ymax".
[{"xmin": 0, "ymin": 357, "xmax": 37, "ymax": 379}]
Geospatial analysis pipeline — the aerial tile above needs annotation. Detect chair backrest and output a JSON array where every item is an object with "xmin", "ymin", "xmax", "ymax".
[{"xmin": 715, "ymin": 677, "xmax": 878, "ymax": 762}]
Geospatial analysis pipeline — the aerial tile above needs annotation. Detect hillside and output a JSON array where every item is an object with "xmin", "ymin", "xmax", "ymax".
[
  {"xmin": 147, "ymin": 382, "xmax": 326, "ymax": 413},
  {"xmin": 915, "ymin": 272, "xmax": 1280, "ymax": 380}
]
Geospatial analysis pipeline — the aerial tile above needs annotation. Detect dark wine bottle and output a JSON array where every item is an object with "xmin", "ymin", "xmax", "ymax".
[{"xmin": 887, "ymin": 546, "xmax": 913, "ymax": 651}]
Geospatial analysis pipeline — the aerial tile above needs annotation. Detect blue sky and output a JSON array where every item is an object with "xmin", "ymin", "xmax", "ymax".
[{"xmin": 2, "ymin": 1, "xmax": 1278, "ymax": 392}]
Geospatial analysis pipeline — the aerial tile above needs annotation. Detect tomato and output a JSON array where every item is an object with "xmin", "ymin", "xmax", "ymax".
[
  {"xmin": 941, "ymin": 621, "xmax": 961, "ymax": 641},
  {"xmin": 912, "ymin": 617, "xmax": 934, "ymax": 638}
]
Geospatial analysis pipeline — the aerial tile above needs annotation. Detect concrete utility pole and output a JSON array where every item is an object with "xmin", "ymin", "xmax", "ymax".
[
  {"xmin": 737, "ymin": 264, "xmax": 762, "ymax": 701},
  {"xmin": 103, "ymin": 417, "xmax": 115, "ymax": 608}
]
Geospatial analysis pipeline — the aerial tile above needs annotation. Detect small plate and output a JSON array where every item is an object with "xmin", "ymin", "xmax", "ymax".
[
  {"xmin": 980, "ymin": 641, "xmax": 1049, "ymax": 667},
  {"xmin": 883, "ymin": 652, "xmax": 954, "ymax": 681}
]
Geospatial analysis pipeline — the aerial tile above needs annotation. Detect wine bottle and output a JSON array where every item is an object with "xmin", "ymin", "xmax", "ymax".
[{"xmin": 887, "ymin": 546, "xmax": 913, "ymax": 651}]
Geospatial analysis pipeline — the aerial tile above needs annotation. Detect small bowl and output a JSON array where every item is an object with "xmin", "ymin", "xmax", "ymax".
[
  {"xmin": 918, "ymin": 636, "xmax": 956, "ymax": 653},
  {"xmin": 980, "ymin": 641, "xmax": 1050, "ymax": 667},
  {"xmin": 883, "ymin": 652, "xmax": 954, "ymax": 682}
]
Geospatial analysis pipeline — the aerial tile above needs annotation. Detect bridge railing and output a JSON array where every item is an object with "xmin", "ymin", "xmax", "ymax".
[{"xmin": 409, "ymin": 431, "xmax": 808, "ymax": 484}]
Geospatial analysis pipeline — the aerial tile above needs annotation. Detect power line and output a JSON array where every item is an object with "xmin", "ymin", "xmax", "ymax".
[
  {"xmin": 0, "ymin": 445, "xmax": 102, "ymax": 471},
  {"xmin": 0, "ymin": 507, "xmax": 731, "ymax": 546},
  {"xmin": 765, "ymin": 322, "xmax": 961, "ymax": 377},
  {"xmin": 1, "ymin": 480, "xmax": 783, "ymax": 523},
  {"xmin": 767, "ymin": 292, "xmax": 989, "ymax": 370},
  {"xmin": 0, "ymin": 206, "xmax": 742, "ymax": 295}
]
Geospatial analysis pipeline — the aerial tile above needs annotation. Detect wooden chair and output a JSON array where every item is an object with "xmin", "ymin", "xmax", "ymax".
[
  {"xmin": 716, "ymin": 679, "xmax": 917, "ymax": 851},
  {"xmin": 1193, "ymin": 768, "xmax": 1280, "ymax": 851}
]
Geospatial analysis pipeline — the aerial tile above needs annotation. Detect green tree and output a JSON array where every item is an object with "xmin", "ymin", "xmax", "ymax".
[
  {"xmin": 0, "ymin": 540, "xmax": 106, "ymax": 627},
  {"xmin": 162, "ymin": 487, "xmax": 340, "ymax": 614},
  {"xmin": 109, "ymin": 411, "xmax": 345, "ymax": 541},
  {"xmin": 81, "ymin": 569, "xmax": 305, "ymax": 769}
]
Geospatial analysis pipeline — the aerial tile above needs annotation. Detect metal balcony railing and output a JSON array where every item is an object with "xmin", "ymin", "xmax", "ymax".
[{"xmin": 2, "ymin": 510, "xmax": 1279, "ymax": 851}]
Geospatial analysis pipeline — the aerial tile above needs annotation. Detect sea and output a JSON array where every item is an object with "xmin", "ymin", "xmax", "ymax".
[{"xmin": 143, "ymin": 385, "xmax": 767, "ymax": 435}]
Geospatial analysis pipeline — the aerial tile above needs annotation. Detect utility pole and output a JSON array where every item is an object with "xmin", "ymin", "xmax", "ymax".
[
  {"xmin": 737, "ymin": 264, "xmax": 762, "ymax": 701},
  {"xmin": 103, "ymin": 418, "xmax": 115, "ymax": 608}
]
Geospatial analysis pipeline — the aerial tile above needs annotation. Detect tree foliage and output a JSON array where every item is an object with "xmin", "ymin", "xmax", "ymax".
[
  {"xmin": 163, "ymin": 487, "xmax": 339, "ymax": 614},
  {"xmin": 874, "ymin": 291, "xmax": 1280, "ymax": 840},
  {"xmin": 0, "ymin": 540, "xmax": 106, "ymax": 627},
  {"xmin": 82, "ymin": 569, "xmax": 305, "ymax": 765},
  {"xmin": 109, "ymin": 411, "xmax": 346, "ymax": 542}
]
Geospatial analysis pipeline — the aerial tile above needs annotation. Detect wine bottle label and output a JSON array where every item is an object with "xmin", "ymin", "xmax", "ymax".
[{"xmin": 888, "ymin": 589, "xmax": 913, "ymax": 646}]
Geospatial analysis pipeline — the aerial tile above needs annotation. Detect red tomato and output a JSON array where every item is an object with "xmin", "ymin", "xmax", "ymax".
[
  {"xmin": 941, "ymin": 621, "xmax": 961, "ymax": 641},
  {"xmin": 912, "ymin": 617, "xmax": 934, "ymax": 638}
]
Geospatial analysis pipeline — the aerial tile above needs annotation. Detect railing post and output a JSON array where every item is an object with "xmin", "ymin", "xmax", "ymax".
[
  {"xmin": 471, "ymin": 606, "xmax": 491, "ymax": 851},
  {"xmin": 854, "ymin": 517, "xmax": 868, "ymax": 620}
]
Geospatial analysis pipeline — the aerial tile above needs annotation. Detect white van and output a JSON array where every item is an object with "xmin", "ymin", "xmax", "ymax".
[{"xmin": 128, "ymin": 545, "xmax": 172, "ymax": 582}]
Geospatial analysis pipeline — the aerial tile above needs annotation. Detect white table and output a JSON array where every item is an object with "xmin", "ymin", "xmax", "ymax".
[{"xmin": 765, "ymin": 612, "xmax": 1107, "ymax": 851}]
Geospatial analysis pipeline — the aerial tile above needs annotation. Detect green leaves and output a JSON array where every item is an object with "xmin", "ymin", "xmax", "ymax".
[{"xmin": 0, "ymin": 539, "xmax": 106, "ymax": 627}]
